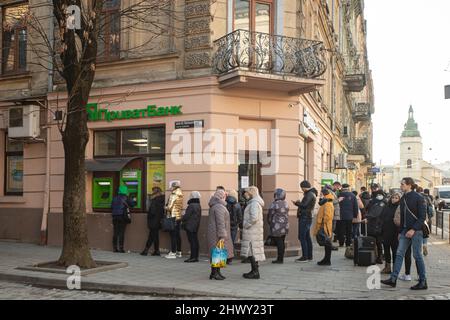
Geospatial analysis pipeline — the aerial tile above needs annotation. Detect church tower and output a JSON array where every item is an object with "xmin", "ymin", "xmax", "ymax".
[{"xmin": 399, "ymin": 105, "xmax": 423, "ymax": 179}]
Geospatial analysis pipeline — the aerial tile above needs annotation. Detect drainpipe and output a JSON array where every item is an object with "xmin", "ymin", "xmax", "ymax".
[{"xmin": 40, "ymin": 12, "xmax": 54, "ymax": 246}]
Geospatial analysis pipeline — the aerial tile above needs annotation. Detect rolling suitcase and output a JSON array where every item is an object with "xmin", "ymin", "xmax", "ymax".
[{"xmin": 353, "ymin": 227, "xmax": 376, "ymax": 267}]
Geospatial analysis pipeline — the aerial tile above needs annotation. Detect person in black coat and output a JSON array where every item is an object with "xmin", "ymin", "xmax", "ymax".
[
  {"xmin": 338, "ymin": 184, "xmax": 359, "ymax": 248},
  {"xmin": 141, "ymin": 187, "xmax": 165, "ymax": 256},
  {"xmin": 111, "ymin": 185, "xmax": 137, "ymax": 253},
  {"xmin": 181, "ymin": 191, "xmax": 202, "ymax": 262},
  {"xmin": 226, "ymin": 189, "xmax": 243, "ymax": 264},
  {"xmin": 364, "ymin": 190, "xmax": 387, "ymax": 264},
  {"xmin": 380, "ymin": 192, "xmax": 401, "ymax": 274}
]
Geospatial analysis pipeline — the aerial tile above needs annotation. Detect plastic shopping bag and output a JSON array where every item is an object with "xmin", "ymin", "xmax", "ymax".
[{"xmin": 211, "ymin": 239, "xmax": 228, "ymax": 268}]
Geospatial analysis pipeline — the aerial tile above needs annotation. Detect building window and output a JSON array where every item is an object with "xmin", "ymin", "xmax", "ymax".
[
  {"xmin": 234, "ymin": 0, "xmax": 273, "ymax": 33},
  {"xmin": 94, "ymin": 127, "xmax": 165, "ymax": 157},
  {"xmin": 407, "ymin": 159, "xmax": 412, "ymax": 169},
  {"xmin": 4, "ymin": 137, "xmax": 24, "ymax": 195},
  {"xmin": 2, "ymin": 3, "xmax": 29, "ymax": 74},
  {"xmin": 9, "ymin": 107, "xmax": 23, "ymax": 127},
  {"xmin": 94, "ymin": 131, "xmax": 118, "ymax": 156},
  {"xmin": 98, "ymin": 0, "xmax": 121, "ymax": 61}
]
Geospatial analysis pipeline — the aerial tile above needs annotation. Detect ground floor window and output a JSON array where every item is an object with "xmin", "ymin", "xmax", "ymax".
[{"xmin": 4, "ymin": 136, "xmax": 23, "ymax": 195}]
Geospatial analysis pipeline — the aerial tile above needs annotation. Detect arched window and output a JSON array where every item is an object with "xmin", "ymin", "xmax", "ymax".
[{"xmin": 407, "ymin": 159, "xmax": 412, "ymax": 169}]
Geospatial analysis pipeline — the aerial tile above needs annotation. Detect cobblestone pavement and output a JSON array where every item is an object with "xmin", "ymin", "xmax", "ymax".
[{"xmin": 0, "ymin": 236, "xmax": 449, "ymax": 300}]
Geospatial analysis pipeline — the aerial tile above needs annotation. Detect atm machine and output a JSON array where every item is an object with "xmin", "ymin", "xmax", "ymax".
[
  {"xmin": 120, "ymin": 169, "xmax": 142, "ymax": 209},
  {"xmin": 92, "ymin": 177, "xmax": 114, "ymax": 209}
]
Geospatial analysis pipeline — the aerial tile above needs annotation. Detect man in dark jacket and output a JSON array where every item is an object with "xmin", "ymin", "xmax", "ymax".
[
  {"xmin": 382, "ymin": 177, "xmax": 428, "ymax": 290},
  {"xmin": 294, "ymin": 180, "xmax": 317, "ymax": 262},
  {"xmin": 338, "ymin": 184, "xmax": 358, "ymax": 248},
  {"xmin": 365, "ymin": 190, "xmax": 387, "ymax": 264},
  {"xmin": 141, "ymin": 187, "xmax": 165, "ymax": 256}
]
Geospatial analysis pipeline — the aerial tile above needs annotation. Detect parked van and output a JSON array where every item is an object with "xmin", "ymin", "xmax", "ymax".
[{"xmin": 433, "ymin": 186, "xmax": 450, "ymax": 210}]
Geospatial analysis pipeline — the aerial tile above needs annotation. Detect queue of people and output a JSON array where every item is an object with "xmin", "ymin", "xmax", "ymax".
[{"xmin": 109, "ymin": 177, "xmax": 431, "ymax": 289}]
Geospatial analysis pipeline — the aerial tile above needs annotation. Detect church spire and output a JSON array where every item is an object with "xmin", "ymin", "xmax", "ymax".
[{"xmin": 402, "ymin": 105, "xmax": 421, "ymax": 138}]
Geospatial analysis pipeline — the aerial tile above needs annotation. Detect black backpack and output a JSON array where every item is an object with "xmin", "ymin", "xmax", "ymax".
[{"xmin": 366, "ymin": 201, "xmax": 385, "ymax": 236}]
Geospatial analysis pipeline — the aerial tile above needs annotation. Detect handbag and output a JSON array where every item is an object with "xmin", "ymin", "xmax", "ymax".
[
  {"xmin": 316, "ymin": 227, "xmax": 331, "ymax": 247},
  {"xmin": 211, "ymin": 239, "xmax": 228, "ymax": 268},
  {"xmin": 352, "ymin": 209, "xmax": 362, "ymax": 224},
  {"xmin": 403, "ymin": 199, "xmax": 430, "ymax": 238},
  {"xmin": 393, "ymin": 206, "xmax": 401, "ymax": 227},
  {"xmin": 121, "ymin": 200, "xmax": 132, "ymax": 224},
  {"xmin": 161, "ymin": 215, "xmax": 176, "ymax": 232}
]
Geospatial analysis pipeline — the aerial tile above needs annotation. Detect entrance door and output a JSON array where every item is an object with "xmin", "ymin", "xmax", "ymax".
[{"xmin": 238, "ymin": 151, "xmax": 262, "ymax": 192}]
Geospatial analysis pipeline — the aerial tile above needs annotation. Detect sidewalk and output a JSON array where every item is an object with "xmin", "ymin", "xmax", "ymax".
[{"xmin": 1, "ymin": 237, "xmax": 450, "ymax": 300}]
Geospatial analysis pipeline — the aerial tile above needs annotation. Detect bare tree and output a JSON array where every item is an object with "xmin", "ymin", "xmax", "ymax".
[{"xmin": 13, "ymin": 0, "xmax": 185, "ymax": 268}]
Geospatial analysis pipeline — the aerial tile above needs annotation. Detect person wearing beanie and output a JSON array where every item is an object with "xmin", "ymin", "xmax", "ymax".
[
  {"xmin": 294, "ymin": 180, "xmax": 318, "ymax": 262},
  {"xmin": 337, "ymin": 184, "xmax": 358, "ymax": 248},
  {"xmin": 207, "ymin": 189, "xmax": 234, "ymax": 280},
  {"xmin": 268, "ymin": 188, "xmax": 290, "ymax": 264},
  {"xmin": 226, "ymin": 189, "xmax": 243, "ymax": 264},
  {"xmin": 111, "ymin": 185, "xmax": 136, "ymax": 253},
  {"xmin": 181, "ymin": 191, "xmax": 202, "ymax": 262},
  {"xmin": 313, "ymin": 188, "xmax": 335, "ymax": 266}
]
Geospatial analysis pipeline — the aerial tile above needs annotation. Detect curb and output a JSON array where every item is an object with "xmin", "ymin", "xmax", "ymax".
[{"xmin": 0, "ymin": 272, "xmax": 242, "ymax": 299}]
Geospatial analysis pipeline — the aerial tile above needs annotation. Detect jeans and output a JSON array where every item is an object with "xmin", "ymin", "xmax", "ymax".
[
  {"xmin": 352, "ymin": 223, "xmax": 361, "ymax": 240},
  {"xmin": 230, "ymin": 228, "xmax": 238, "ymax": 244},
  {"xmin": 144, "ymin": 228, "xmax": 160, "ymax": 253},
  {"xmin": 298, "ymin": 217, "xmax": 313, "ymax": 259},
  {"xmin": 186, "ymin": 231, "xmax": 199, "ymax": 259},
  {"xmin": 170, "ymin": 220, "xmax": 182, "ymax": 253},
  {"xmin": 273, "ymin": 235, "xmax": 286, "ymax": 261},
  {"xmin": 391, "ymin": 230, "xmax": 427, "ymax": 282},
  {"xmin": 112, "ymin": 217, "xmax": 127, "ymax": 250},
  {"xmin": 338, "ymin": 220, "xmax": 353, "ymax": 247}
]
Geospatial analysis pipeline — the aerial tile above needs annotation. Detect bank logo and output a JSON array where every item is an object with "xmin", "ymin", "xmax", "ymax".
[
  {"xmin": 66, "ymin": 5, "xmax": 81, "ymax": 30},
  {"xmin": 66, "ymin": 265, "xmax": 81, "ymax": 290}
]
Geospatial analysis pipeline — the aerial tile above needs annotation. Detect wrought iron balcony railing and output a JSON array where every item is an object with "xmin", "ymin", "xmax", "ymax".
[
  {"xmin": 349, "ymin": 137, "xmax": 370, "ymax": 157},
  {"xmin": 343, "ymin": 53, "xmax": 367, "ymax": 92},
  {"xmin": 213, "ymin": 29, "xmax": 327, "ymax": 79},
  {"xmin": 353, "ymin": 103, "xmax": 371, "ymax": 122}
]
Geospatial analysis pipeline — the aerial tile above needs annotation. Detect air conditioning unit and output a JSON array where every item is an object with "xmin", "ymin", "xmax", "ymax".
[
  {"xmin": 336, "ymin": 153, "xmax": 348, "ymax": 169},
  {"xmin": 8, "ymin": 105, "xmax": 41, "ymax": 138},
  {"xmin": 299, "ymin": 122, "xmax": 309, "ymax": 139}
]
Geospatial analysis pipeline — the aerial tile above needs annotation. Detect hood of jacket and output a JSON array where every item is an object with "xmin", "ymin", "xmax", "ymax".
[
  {"xmin": 209, "ymin": 195, "xmax": 226, "ymax": 207},
  {"xmin": 308, "ymin": 188, "xmax": 318, "ymax": 197},
  {"xmin": 249, "ymin": 194, "xmax": 265, "ymax": 207},
  {"xmin": 226, "ymin": 195, "xmax": 238, "ymax": 205}
]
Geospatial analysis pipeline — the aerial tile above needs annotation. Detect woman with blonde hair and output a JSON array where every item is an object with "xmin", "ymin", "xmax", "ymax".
[{"xmin": 241, "ymin": 186, "xmax": 266, "ymax": 279}]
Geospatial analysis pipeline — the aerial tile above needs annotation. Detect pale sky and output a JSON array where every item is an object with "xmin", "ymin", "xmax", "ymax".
[{"xmin": 365, "ymin": 0, "xmax": 450, "ymax": 166}]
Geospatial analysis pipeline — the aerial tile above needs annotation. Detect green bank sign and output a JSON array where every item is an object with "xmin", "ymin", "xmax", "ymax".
[{"xmin": 86, "ymin": 103, "xmax": 183, "ymax": 122}]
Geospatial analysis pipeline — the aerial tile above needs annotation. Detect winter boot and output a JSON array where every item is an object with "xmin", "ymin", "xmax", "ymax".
[
  {"xmin": 209, "ymin": 267, "xmax": 224, "ymax": 280},
  {"xmin": 140, "ymin": 247, "xmax": 149, "ymax": 256},
  {"xmin": 381, "ymin": 262, "xmax": 392, "ymax": 274},
  {"xmin": 243, "ymin": 257, "xmax": 260, "ymax": 279}
]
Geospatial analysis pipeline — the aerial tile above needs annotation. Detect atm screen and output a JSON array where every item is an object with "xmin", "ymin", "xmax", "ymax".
[
  {"xmin": 101, "ymin": 192, "xmax": 110, "ymax": 199},
  {"xmin": 125, "ymin": 181, "xmax": 139, "ymax": 186}
]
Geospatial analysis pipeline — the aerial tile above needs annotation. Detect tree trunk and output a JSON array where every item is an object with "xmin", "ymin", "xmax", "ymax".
[{"xmin": 57, "ymin": 93, "xmax": 96, "ymax": 268}]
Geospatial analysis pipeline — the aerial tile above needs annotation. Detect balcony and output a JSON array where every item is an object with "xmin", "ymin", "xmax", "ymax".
[
  {"xmin": 343, "ymin": 54, "xmax": 367, "ymax": 92},
  {"xmin": 213, "ymin": 29, "xmax": 327, "ymax": 95},
  {"xmin": 348, "ymin": 137, "xmax": 371, "ymax": 162},
  {"xmin": 353, "ymin": 103, "xmax": 371, "ymax": 122}
]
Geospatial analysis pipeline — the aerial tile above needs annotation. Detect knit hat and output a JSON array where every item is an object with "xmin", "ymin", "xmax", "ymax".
[
  {"xmin": 321, "ymin": 188, "xmax": 330, "ymax": 196},
  {"xmin": 300, "ymin": 180, "xmax": 311, "ymax": 189},
  {"xmin": 170, "ymin": 181, "xmax": 180, "ymax": 189},
  {"xmin": 214, "ymin": 189, "xmax": 227, "ymax": 201},
  {"xmin": 189, "ymin": 191, "xmax": 201, "ymax": 200},
  {"xmin": 342, "ymin": 183, "xmax": 350, "ymax": 190},
  {"xmin": 118, "ymin": 185, "xmax": 128, "ymax": 196}
]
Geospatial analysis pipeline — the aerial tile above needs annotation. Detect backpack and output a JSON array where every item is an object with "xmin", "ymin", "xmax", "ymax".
[{"xmin": 366, "ymin": 201, "xmax": 385, "ymax": 236}]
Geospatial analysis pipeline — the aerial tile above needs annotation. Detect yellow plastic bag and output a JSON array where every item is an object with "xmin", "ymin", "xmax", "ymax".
[{"xmin": 211, "ymin": 239, "xmax": 228, "ymax": 268}]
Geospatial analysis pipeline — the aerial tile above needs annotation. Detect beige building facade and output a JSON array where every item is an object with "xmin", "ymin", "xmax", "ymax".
[{"xmin": 0, "ymin": 0, "xmax": 374, "ymax": 253}]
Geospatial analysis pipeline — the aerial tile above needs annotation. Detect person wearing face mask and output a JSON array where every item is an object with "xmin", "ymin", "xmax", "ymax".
[
  {"xmin": 364, "ymin": 190, "xmax": 387, "ymax": 265},
  {"xmin": 380, "ymin": 192, "xmax": 402, "ymax": 274}
]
